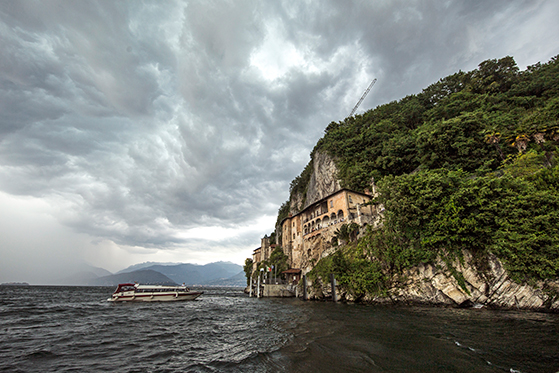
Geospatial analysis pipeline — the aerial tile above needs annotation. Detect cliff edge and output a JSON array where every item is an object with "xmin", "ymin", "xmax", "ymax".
[{"xmin": 289, "ymin": 151, "xmax": 342, "ymax": 215}]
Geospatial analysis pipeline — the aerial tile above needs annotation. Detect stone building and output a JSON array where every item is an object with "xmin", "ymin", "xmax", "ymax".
[
  {"xmin": 251, "ymin": 235, "xmax": 276, "ymax": 273},
  {"xmin": 251, "ymin": 247, "xmax": 261, "ymax": 272},
  {"xmin": 280, "ymin": 188, "xmax": 382, "ymax": 275}
]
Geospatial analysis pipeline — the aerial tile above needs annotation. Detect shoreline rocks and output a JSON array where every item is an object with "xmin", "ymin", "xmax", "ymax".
[{"xmin": 305, "ymin": 250, "xmax": 559, "ymax": 312}]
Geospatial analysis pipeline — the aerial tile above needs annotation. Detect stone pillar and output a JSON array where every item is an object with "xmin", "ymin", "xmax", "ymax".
[
  {"xmin": 249, "ymin": 275, "xmax": 253, "ymax": 297},
  {"xmin": 330, "ymin": 273, "xmax": 337, "ymax": 302}
]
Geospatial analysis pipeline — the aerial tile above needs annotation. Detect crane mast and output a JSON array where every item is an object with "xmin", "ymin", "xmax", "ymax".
[{"xmin": 349, "ymin": 78, "xmax": 377, "ymax": 117}]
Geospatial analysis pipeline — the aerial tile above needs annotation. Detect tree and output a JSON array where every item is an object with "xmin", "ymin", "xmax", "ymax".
[
  {"xmin": 268, "ymin": 246, "xmax": 289, "ymax": 277},
  {"xmin": 469, "ymin": 56, "xmax": 519, "ymax": 94},
  {"xmin": 243, "ymin": 258, "xmax": 253, "ymax": 286},
  {"xmin": 334, "ymin": 223, "xmax": 360, "ymax": 245}
]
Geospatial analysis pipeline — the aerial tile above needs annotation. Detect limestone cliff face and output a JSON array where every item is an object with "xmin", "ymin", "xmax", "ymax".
[
  {"xmin": 305, "ymin": 151, "xmax": 342, "ymax": 206},
  {"xmin": 289, "ymin": 151, "xmax": 341, "ymax": 215},
  {"xmin": 308, "ymin": 250, "xmax": 559, "ymax": 311},
  {"xmin": 289, "ymin": 192, "xmax": 305, "ymax": 216}
]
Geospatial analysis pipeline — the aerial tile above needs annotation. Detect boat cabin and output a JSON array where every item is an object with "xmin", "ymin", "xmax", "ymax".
[{"xmin": 113, "ymin": 283, "xmax": 136, "ymax": 293}]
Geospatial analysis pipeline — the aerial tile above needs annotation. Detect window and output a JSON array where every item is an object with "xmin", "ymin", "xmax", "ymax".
[
  {"xmin": 349, "ymin": 195, "xmax": 353, "ymax": 203},
  {"xmin": 330, "ymin": 200, "xmax": 333, "ymax": 208}
]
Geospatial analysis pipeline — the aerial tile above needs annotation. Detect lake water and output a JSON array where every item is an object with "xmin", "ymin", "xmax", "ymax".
[{"xmin": 0, "ymin": 286, "xmax": 557, "ymax": 372}]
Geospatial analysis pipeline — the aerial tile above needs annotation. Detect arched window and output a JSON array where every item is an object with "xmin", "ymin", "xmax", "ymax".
[
  {"xmin": 322, "ymin": 216, "xmax": 330, "ymax": 226},
  {"xmin": 337, "ymin": 210, "xmax": 344, "ymax": 220},
  {"xmin": 316, "ymin": 218, "xmax": 321, "ymax": 229}
]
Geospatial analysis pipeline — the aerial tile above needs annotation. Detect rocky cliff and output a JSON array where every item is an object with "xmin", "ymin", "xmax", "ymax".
[
  {"xmin": 287, "ymin": 152, "xmax": 559, "ymax": 312},
  {"xmin": 308, "ymin": 250, "xmax": 559, "ymax": 311},
  {"xmin": 289, "ymin": 151, "xmax": 342, "ymax": 215}
]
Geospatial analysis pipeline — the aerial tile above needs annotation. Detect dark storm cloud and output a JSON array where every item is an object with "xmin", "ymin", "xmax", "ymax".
[{"xmin": 0, "ymin": 0, "xmax": 557, "ymax": 257}]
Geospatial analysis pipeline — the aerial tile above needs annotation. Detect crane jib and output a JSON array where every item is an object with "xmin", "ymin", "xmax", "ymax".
[{"xmin": 349, "ymin": 78, "xmax": 377, "ymax": 117}]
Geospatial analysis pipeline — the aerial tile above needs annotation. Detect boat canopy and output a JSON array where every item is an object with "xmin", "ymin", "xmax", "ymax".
[{"xmin": 113, "ymin": 283, "xmax": 136, "ymax": 293}]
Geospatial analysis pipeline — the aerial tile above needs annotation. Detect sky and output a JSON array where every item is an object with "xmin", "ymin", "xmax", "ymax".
[{"xmin": 1, "ymin": 0, "xmax": 558, "ymax": 284}]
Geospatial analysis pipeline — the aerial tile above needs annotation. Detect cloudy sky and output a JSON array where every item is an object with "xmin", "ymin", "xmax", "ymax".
[{"xmin": 1, "ymin": 0, "xmax": 558, "ymax": 283}]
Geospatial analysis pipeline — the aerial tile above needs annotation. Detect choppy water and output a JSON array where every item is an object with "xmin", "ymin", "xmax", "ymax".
[{"xmin": 0, "ymin": 286, "xmax": 557, "ymax": 372}]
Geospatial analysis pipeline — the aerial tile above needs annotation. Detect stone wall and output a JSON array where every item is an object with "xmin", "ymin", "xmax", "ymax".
[{"xmin": 262, "ymin": 284, "xmax": 296, "ymax": 297}]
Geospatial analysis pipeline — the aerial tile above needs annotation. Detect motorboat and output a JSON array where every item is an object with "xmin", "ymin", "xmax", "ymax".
[{"xmin": 107, "ymin": 283, "xmax": 203, "ymax": 302}]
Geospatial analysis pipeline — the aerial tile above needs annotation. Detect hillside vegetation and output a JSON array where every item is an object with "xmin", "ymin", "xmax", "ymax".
[{"xmin": 290, "ymin": 55, "xmax": 559, "ymax": 298}]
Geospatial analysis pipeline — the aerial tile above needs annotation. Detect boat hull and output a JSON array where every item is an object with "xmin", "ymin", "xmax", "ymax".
[{"xmin": 108, "ymin": 291, "xmax": 203, "ymax": 302}]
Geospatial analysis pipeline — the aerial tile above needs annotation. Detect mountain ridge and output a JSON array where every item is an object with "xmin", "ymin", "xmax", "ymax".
[{"xmin": 56, "ymin": 261, "xmax": 245, "ymax": 287}]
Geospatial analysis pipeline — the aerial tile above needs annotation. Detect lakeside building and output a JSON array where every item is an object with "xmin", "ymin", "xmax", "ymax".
[
  {"xmin": 251, "ymin": 236, "xmax": 276, "ymax": 273},
  {"xmin": 280, "ymin": 188, "xmax": 382, "ymax": 274},
  {"xmin": 252, "ymin": 188, "xmax": 383, "ymax": 279}
]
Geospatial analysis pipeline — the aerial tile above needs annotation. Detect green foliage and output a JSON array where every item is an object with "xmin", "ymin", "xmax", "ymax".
[
  {"xmin": 276, "ymin": 201, "xmax": 290, "ymax": 225},
  {"xmin": 489, "ymin": 162, "xmax": 559, "ymax": 281},
  {"xmin": 266, "ymin": 231, "xmax": 277, "ymax": 245},
  {"xmin": 289, "ymin": 159, "xmax": 314, "ymax": 205},
  {"xmin": 374, "ymin": 161, "xmax": 559, "ymax": 282},
  {"xmin": 275, "ymin": 201, "xmax": 290, "ymax": 245},
  {"xmin": 416, "ymin": 111, "xmax": 499, "ymax": 171},
  {"xmin": 468, "ymin": 56, "xmax": 520, "ymax": 94},
  {"xmin": 256, "ymin": 246, "xmax": 290, "ymax": 278},
  {"xmin": 309, "ymin": 244, "xmax": 387, "ymax": 299},
  {"xmin": 310, "ymin": 55, "xmax": 559, "ymax": 192},
  {"xmin": 334, "ymin": 222, "xmax": 360, "ymax": 245},
  {"xmin": 269, "ymin": 246, "xmax": 289, "ymax": 274},
  {"xmin": 243, "ymin": 258, "xmax": 253, "ymax": 286}
]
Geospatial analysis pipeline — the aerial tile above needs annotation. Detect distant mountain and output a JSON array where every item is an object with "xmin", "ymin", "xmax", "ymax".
[
  {"xmin": 56, "ymin": 261, "xmax": 244, "ymax": 286},
  {"xmin": 115, "ymin": 262, "xmax": 181, "ymax": 273},
  {"xmin": 89, "ymin": 269, "xmax": 176, "ymax": 286},
  {"xmin": 206, "ymin": 271, "xmax": 246, "ymax": 287},
  {"xmin": 117, "ymin": 261, "xmax": 243, "ymax": 286},
  {"xmin": 55, "ymin": 264, "xmax": 113, "ymax": 285}
]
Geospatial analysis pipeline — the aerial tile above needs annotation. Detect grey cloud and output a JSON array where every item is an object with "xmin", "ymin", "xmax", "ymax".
[{"xmin": 0, "ymin": 0, "xmax": 557, "ymax": 270}]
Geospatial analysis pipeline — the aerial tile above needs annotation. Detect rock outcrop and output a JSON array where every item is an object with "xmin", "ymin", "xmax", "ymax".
[
  {"xmin": 289, "ymin": 151, "xmax": 341, "ymax": 215},
  {"xmin": 305, "ymin": 151, "xmax": 341, "ymax": 207},
  {"xmin": 307, "ymin": 250, "xmax": 559, "ymax": 311}
]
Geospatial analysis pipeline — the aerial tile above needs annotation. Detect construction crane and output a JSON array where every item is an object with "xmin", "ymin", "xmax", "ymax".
[{"xmin": 349, "ymin": 78, "xmax": 377, "ymax": 117}]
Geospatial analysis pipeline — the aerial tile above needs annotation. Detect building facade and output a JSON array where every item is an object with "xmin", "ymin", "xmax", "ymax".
[
  {"xmin": 280, "ymin": 188, "xmax": 382, "ymax": 275},
  {"xmin": 251, "ymin": 236, "xmax": 276, "ymax": 273}
]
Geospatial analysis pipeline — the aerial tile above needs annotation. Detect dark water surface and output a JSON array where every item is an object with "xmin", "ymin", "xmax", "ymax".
[{"xmin": 0, "ymin": 286, "xmax": 557, "ymax": 372}]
